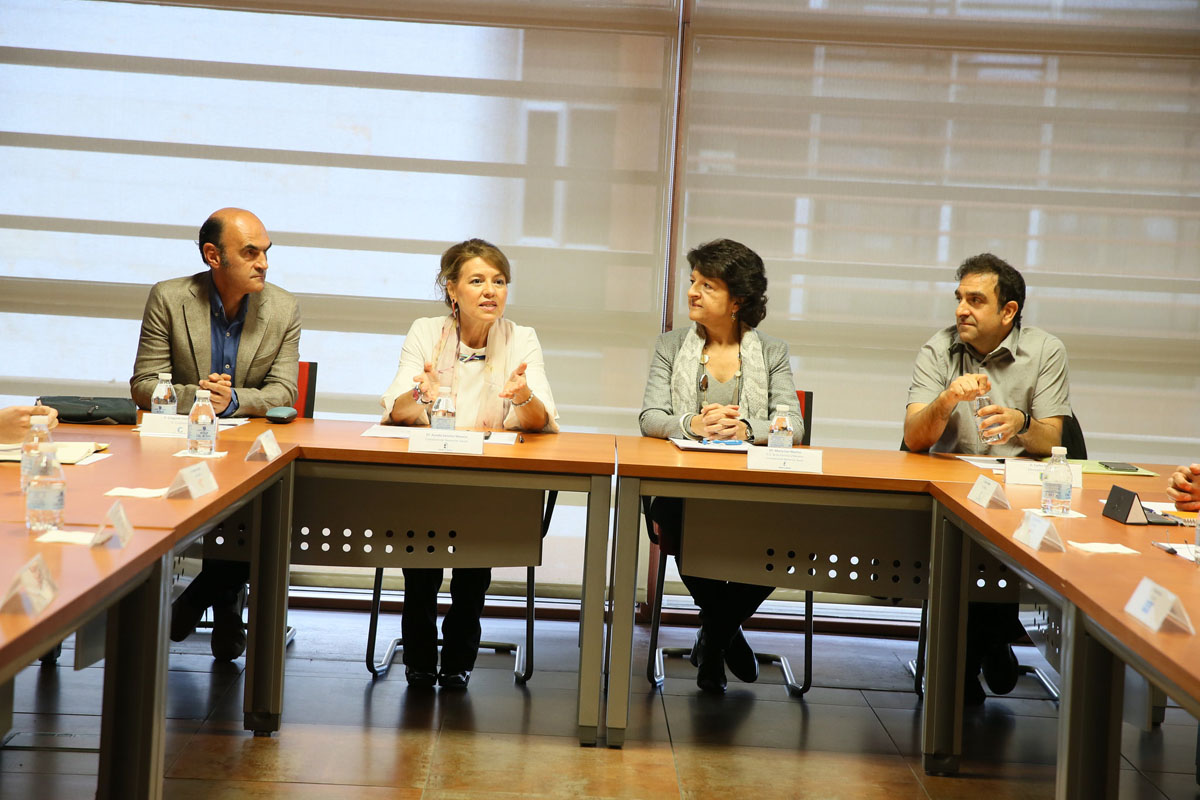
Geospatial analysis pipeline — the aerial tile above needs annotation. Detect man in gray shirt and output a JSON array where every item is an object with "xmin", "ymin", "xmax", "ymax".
[{"xmin": 904, "ymin": 253, "xmax": 1073, "ymax": 704}]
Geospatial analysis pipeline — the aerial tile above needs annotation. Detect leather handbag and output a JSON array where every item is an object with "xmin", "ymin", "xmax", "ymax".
[{"xmin": 37, "ymin": 396, "xmax": 137, "ymax": 425}]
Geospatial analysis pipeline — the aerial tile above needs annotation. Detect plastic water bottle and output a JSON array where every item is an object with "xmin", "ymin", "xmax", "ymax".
[
  {"xmin": 187, "ymin": 389, "xmax": 218, "ymax": 456},
  {"xmin": 1040, "ymin": 445, "xmax": 1072, "ymax": 516},
  {"xmin": 150, "ymin": 372, "xmax": 177, "ymax": 415},
  {"xmin": 20, "ymin": 414, "xmax": 54, "ymax": 492},
  {"xmin": 975, "ymin": 394, "xmax": 1002, "ymax": 444},
  {"xmin": 26, "ymin": 444, "xmax": 65, "ymax": 533},
  {"xmin": 430, "ymin": 386, "xmax": 456, "ymax": 430},
  {"xmin": 768, "ymin": 405, "xmax": 793, "ymax": 448}
]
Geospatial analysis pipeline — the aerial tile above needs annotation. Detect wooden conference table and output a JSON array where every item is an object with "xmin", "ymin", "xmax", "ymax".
[
  {"xmin": 930, "ymin": 480, "xmax": 1200, "ymax": 799},
  {"xmin": 0, "ymin": 425, "xmax": 298, "ymax": 800},
  {"xmin": 218, "ymin": 419, "xmax": 617, "ymax": 744},
  {"xmin": 606, "ymin": 434, "xmax": 1189, "ymax": 792}
]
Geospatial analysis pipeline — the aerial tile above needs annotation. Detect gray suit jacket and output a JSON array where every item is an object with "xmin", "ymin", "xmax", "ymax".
[
  {"xmin": 130, "ymin": 271, "xmax": 301, "ymax": 417},
  {"xmin": 639, "ymin": 326, "xmax": 804, "ymax": 445}
]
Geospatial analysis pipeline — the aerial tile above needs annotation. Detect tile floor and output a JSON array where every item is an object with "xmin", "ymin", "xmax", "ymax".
[{"xmin": 2, "ymin": 607, "xmax": 1197, "ymax": 799}]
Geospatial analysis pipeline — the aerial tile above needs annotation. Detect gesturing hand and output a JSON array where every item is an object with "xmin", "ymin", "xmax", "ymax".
[
  {"xmin": 499, "ymin": 362, "xmax": 532, "ymax": 405},
  {"xmin": 412, "ymin": 362, "xmax": 439, "ymax": 403}
]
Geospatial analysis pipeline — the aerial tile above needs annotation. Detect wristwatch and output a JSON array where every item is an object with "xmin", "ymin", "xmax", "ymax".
[
  {"xmin": 411, "ymin": 384, "xmax": 432, "ymax": 405},
  {"xmin": 1017, "ymin": 409, "xmax": 1031, "ymax": 435},
  {"xmin": 741, "ymin": 418, "xmax": 754, "ymax": 444}
]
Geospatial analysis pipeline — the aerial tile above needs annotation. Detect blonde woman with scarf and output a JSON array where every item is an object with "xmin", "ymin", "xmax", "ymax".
[
  {"xmin": 381, "ymin": 238, "xmax": 558, "ymax": 689},
  {"xmin": 639, "ymin": 239, "xmax": 804, "ymax": 694}
]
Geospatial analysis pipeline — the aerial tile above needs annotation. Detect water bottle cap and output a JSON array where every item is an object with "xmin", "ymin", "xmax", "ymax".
[
  {"xmin": 30, "ymin": 414, "xmax": 51, "ymax": 428},
  {"xmin": 158, "ymin": 373, "xmax": 172, "ymax": 381},
  {"xmin": 1051, "ymin": 446, "xmax": 1067, "ymax": 456},
  {"xmin": 438, "ymin": 385, "xmax": 451, "ymax": 395},
  {"xmin": 196, "ymin": 389, "xmax": 211, "ymax": 399}
]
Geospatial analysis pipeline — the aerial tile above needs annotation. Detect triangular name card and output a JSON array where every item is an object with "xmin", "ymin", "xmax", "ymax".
[
  {"xmin": 93, "ymin": 500, "xmax": 135, "ymax": 547},
  {"xmin": 245, "ymin": 429, "xmax": 282, "ymax": 462},
  {"xmin": 1125, "ymin": 576, "xmax": 1195, "ymax": 634},
  {"xmin": 166, "ymin": 462, "xmax": 218, "ymax": 499},
  {"xmin": 1012, "ymin": 510, "xmax": 1065, "ymax": 552},
  {"xmin": 1102, "ymin": 485, "xmax": 1148, "ymax": 525},
  {"xmin": 967, "ymin": 475, "xmax": 1011, "ymax": 510},
  {"xmin": 1, "ymin": 553, "xmax": 58, "ymax": 617}
]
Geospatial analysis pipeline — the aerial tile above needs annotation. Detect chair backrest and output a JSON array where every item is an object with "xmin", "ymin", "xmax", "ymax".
[
  {"xmin": 794, "ymin": 390, "xmax": 814, "ymax": 446},
  {"xmin": 1062, "ymin": 411, "xmax": 1087, "ymax": 460},
  {"xmin": 293, "ymin": 361, "xmax": 318, "ymax": 418}
]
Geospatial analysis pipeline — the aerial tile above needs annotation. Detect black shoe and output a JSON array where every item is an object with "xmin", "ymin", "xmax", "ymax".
[
  {"xmin": 438, "ymin": 671, "xmax": 471, "ymax": 689},
  {"xmin": 692, "ymin": 629, "xmax": 726, "ymax": 694},
  {"xmin": 210, "ymin": 585, "xmax": 247, "ymax": 662},
  {"xmin": 964, "ymin": 675, "xmax": 986, "ymax": 707},
  {"xmin": 688, "ymin": 628, "xmax": 702, "ymax": 668},
  {"xmin": 981, "ymin": 643, "xmax": 1019, "ymax": 695},
  {"xmin": 724, "ymin": 626, "xmax": 758, "ymax": 683},
  {"xmin": 405, "ymin": 669, "xmax": 437, "ymax": 689},
  {"xmin": 170, "ymin": 572, "xmax": 212, "ymax": 643}
]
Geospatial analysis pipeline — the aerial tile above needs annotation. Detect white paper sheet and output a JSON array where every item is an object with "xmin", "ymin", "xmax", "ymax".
[
  {"xmin": 670, "ymin": 438, "xmax": 752, "ymax": 453},
  {"xmin": 1067, "ymin": 541, "xmax": 1140, "ymax": 554},
  {"xmin": 360, "ymin": 424, "xmax": 413, "ymax": 439},
  {"xmin": 105, "ymin": 486, "xmax": 170, "ymax": 498}
]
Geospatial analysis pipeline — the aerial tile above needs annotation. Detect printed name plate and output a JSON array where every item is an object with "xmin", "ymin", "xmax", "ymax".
[
  {"xmin": 967, "ymin": 475, "xmax": 1011, "ymax": 510},
  {"xmin": 1005, "ymin": 460, "xmax": 1083, "ymax": 488},
  {"xmin": 92, "ymin": 500, "xmax": 135, "ymax": 547},
  {"xmin": 408, "ymin": 429, "xmax": 485, "ymax": 455},
  {"xmin": 746, "ymin": 447, "xmax": 823, "ymax": 474},
  {"xmin": 245, "ymin": 429, "xmax": 283, "ymax": 462},
  {"xmin": 1, "ymin": 553, "xmax": 58, "ymax": 617},
  {"xmin": 1012, "ymin": 510, "xmax": 1065, "ymax": 552},
  {"xmin": 1125, "ymin": 576, "xmax": 1195, "ymax": 634},
  {"xmin": 166, "ymin": 462, "xmax": 219, "ymax": 499},
  {"xmin": 138, "ymin": 413, "xmax": 188, "ymax": 438}
]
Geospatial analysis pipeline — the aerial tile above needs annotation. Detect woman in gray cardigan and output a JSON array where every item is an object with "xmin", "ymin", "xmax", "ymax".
[{"xmin": 639, "ymin": 239, "xmax": 804, "ymax": 693}]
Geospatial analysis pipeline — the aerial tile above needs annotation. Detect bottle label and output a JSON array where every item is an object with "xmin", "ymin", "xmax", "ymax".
[
  {"xmin": 188, "ymin": 422, "xmax": 217, "ymax": 442},
  {"xmin": 431, "ymin": 415, "xmax": 456, "ymax": 430},
  {"xmin": 27, "ymin": 485, "xmax": 64, "ymax": 511},
  {"xmin": 151, "ymin": 402, "xmax": 177, "ymax": 415},
  {"xmin": 767, "ymin": 431, "xmax": 792, "ymax": 448}
]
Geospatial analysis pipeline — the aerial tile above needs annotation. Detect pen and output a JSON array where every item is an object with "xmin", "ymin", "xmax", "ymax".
[
  {"xmin": 1151, "ymin": 541, "xmax": 1177, "ymax": 555},
  {"xmin": 701, "ymin": 439, "xmax": 744, "ymax": 446},
  {"xmin": 518, "ymin": 434, "xmax": 524, "ymax": 443}
]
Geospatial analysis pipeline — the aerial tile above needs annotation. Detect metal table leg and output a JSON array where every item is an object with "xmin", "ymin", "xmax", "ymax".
[
  {"xmin": 922, "ymin": 501, "xmax": 966, "ymax": 775},
  {"xmin": 244, "ymin": 463, "xmax": 294, "ymax": 735},
  {"xmin": 575, "ymin": 474, "xmax": 610, "ymax": 746},
  {"xmin": 1056, "ymin": 602, "xmax": 1122, "ymax": 800},
  {"xmin": 96, "ymin": 554, "xmax": 169, "ymax": 800},
  {"xmin": 604, "ymin": 475, "xmax": 641, "ymax": 748}
]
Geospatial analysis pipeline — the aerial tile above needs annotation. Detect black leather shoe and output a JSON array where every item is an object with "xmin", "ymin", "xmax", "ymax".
[
  {"xmin": 438, "ymin": 671, "xmax": 471, "ymax": 689},
  {"xmin": 724, "ymin": 626, "xmax": 758, "ymax": 683},
  {"xmin": 210, "ymin": 585, "xmax": 247, "ymax": 662},
  {"xmin": 981, "ymin": 643, "xmax": 1019, "ymax": 695},
  {"xmin": 405, "ymin": 669, "xmax": 437, "ymax": 688},
  {"xmin": 692, "ymin": 629, "xmax": 726, "ymax": 694},
  {"xmin": 170, "ymin": 572, "xmax": 212, "ymax": 643}
]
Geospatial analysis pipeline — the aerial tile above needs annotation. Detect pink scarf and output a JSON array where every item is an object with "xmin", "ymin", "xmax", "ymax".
[{"xmin": 429, "ymin": 314, "xmax": 514, "ymax": 429}]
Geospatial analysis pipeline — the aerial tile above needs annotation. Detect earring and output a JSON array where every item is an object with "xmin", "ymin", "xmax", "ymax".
[
  {"xmin": 731, "ymin": 310, "xmax": 737, "ymax": 320},
  {"xmin": 450, "ymin": 298, "xmax": 458, "ymax": 318}
]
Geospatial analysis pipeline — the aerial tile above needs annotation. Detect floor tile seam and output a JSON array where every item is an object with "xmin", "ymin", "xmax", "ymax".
[
  {"xmin": 861, "ymin": 690, "xmax": 912, "ymax": 760},
  {"xmin": 898, "ymin": 755, "xmax": 937, "ymax": 799}
]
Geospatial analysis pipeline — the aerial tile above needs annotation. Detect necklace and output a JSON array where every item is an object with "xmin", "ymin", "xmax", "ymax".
[{"xmin": 698, "ymin": 345, "xmax": 742, "ymax": 408}]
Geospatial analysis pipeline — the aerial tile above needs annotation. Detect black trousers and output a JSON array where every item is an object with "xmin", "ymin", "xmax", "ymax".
[
  {"xmin": 400, "ymin": 567, "xmax": 491, "ymax": 673},
  {"xmin": 965, "ymin": 600, "xmax": 1025, "ymax": 673},
  {"xmin": 649, "ymin": 497, "xmax": 773, "ymax": 648},
  {"xmin": 193, "ymin": 558, "xmax": 250, "ymax": 607}
]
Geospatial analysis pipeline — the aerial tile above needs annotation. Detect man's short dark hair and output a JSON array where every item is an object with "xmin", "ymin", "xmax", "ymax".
[
  {"xmin": 687, "ymin": 239, "xmax": 769, "ymax": 328},
  {"xmin": 956, "ymin": 253, "xmax": 1025, "ymax": 328},
  {"xmin": 197, "ymin": 214, "xmax": 224, "ymax": 267}
]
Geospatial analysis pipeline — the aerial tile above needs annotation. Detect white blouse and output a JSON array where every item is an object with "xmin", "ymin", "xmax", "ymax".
[{"xmin": 380, "ymin": 316, "xmax": 559, "ymax": 432}]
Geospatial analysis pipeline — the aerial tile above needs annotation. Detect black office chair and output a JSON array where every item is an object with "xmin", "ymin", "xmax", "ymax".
[
  {"xmin": 644, "ymin": 391, "xmax": 815, "ymax": 696},
  {"xmin": 908, "ymin": 411, "xmax": 1087, "ymax": 699},
  {"xmin": 365, "ymin": 490, "xmax": 557, "ymax": 683}
]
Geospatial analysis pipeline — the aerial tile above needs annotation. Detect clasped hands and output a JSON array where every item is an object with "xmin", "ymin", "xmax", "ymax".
[
  {"xmin": 690, "ymin": 403, "xmax": 746, "ymax": 441},
  {"xmin": 199, "ymin": 373, "xmax": 233, "ymax": 413},
  {"xmin": 413, "ymin": 362, "xmax": 533, "ymax": 406},
  {"xmin": 944, "ymin": 372, "xmax": 1020, "ymax": 444},
  {"xmin": 1167, "ymin": 464, "xmax": 1200, "ymax": 512}
]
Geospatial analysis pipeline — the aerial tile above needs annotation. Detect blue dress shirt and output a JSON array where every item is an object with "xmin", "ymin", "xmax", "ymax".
[{"xmin": 208, "ymin": 279, "xmax": 248, "ymax": 418}]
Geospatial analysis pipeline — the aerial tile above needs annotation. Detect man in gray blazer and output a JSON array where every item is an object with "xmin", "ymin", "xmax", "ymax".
[{"xmin": 131, "ymin": 207, "xmax": 301, "ymax": 660}]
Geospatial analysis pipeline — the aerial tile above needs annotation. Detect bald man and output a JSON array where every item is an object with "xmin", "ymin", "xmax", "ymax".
[{"xmin": 131, "ymin": 208, "xmax": 301, "ymax": 660}]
